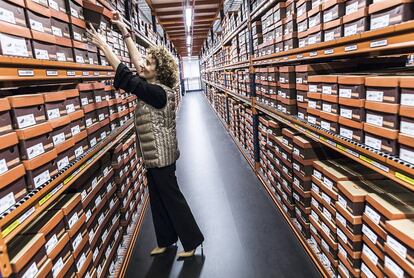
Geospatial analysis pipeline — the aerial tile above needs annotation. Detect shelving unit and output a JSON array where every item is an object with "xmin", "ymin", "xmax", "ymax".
[
  {"xmin": 200, "ymin": 0, "xmax": 414, "ymax": 277},
  {"xmin": 0, "ymin": 0, "xmax": 181, "ymax": 277}
]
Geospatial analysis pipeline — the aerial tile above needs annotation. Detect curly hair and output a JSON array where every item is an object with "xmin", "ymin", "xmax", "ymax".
[{"xmin": 147, "ymin": 46, "xmax": 179, "ymax": 89}]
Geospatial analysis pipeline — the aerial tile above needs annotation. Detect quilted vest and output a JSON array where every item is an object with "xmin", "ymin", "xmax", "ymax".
[{"xmin": 133, "ymin": 83, "xmax": 180, "ymax": 168}]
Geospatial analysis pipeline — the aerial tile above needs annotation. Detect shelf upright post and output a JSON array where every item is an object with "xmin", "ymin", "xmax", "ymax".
[
  {"xmin": 0, "ymin": 236, "xmax": 12, "ymax": 277},
  {"xmin": 246, "ymin": 0, "xmax": 259, "ymax": 165}
]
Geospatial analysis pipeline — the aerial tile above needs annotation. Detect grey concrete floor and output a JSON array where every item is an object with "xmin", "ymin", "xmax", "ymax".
[{"xmin": 125, "ymin": 91, "xmax": 320, "ymax": 278}]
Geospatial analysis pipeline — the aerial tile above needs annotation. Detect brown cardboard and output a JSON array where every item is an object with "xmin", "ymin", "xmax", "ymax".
[
  {"xmin": 9, "ymin": 234, "xmax": 47, "ymax": 275},
  {"xmin": 32, "ymin": 40, "xmax": 57, "ymax": 60}
]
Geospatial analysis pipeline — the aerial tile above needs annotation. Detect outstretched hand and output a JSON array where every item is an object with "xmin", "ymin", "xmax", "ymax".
[
  {"xmin": 111, "ymin": 11, "xmax": 128, "ymax": 35},
  {"xmin": 86, "ymin": 23, "xmax": 109, "ymax": 50}
]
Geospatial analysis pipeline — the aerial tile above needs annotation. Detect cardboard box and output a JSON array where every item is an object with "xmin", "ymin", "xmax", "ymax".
[
  {"xmin": 9, "ymin": 234, "xmax": 51, "ymax": 278},
  {"xmin": 0, "ymin": 163, "xmax": 26, "ymax": 214},
  {"xmin": 56, "ymin": 45, "xmax": 74, "ymax": 62},
  {"xmin": 32, "ymin": 40, "xmax": 57, "ymax": 60},
  {"xmin": 369, "ymin": 1, "xmax": 414, "ymax": 30}
]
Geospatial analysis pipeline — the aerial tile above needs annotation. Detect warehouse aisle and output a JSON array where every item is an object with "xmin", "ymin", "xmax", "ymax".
[{"xmin": 125, "ymin": 91, "xmax": 320, "ymax": 278}]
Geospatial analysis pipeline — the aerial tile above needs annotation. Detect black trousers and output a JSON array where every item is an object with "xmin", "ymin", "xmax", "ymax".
[{"xmin": 146, "ymin": 162, "xmax": 204, "ymax": 251}]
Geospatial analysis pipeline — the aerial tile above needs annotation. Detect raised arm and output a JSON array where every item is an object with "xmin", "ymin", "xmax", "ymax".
[{"xmin": 111, "ymin": 12, "xmax": 143, "ymax": 72}]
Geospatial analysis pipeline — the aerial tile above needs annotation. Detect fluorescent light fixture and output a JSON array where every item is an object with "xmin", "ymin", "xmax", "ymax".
[
  {"xmin": 186, "ymin": 35, "xmax": 191, "ymax": 45},
  {"xmin": 185, "ymin": 7, "xmax": 192, "ymax": 29}
]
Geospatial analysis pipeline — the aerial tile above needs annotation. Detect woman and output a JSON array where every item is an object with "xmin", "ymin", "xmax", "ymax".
[{"xmin": 87, "ymin": 13, "xmax": 204, "ymax": 258}]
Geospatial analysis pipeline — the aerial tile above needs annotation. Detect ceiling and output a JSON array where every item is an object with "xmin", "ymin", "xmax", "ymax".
[{"xmin": 146, "ymin": 0, "xmax": 223, "ymax": 56}]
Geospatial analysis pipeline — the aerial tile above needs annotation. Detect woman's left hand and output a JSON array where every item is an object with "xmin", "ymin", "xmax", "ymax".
[{"xmin": 87, "ymin": 23, "xmax": 109, "ymax": 50}]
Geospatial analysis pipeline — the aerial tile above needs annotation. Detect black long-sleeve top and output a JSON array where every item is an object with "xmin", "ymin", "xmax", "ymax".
[{"xmin": 113, "ymin": 63, "xmax": 167, "ymax": 109}]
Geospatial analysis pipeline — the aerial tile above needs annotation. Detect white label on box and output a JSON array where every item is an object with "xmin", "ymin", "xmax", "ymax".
[
  {"xmin": 294, "ymin": 177, "xmax": 300, "ymax": 187},
  {"xmin": 0, "ymin": 158, "xmax": 8, "ymax": 174},
  {"xmin": 323, "ymin": 11, "xmax": 333, "ymax": 22},
  {"xmin": 56, "ymin": 52, "xmax": 66, "ymax": 61},
  {"xmin": 400, "ymin": 147, "xmax": 414, "ymax": 164},
  {"xmin": 340, "ymin": 127, "xmax": 353, "ymax": 139},
  {"xmin": 48, "ymin": 108, "xmax": 60, "ymax": 119},
  {"xmin": 322, "ymin": 103, "xmax": 332, "ymax": 113},
  {"xmin": 401, "ymin": 121, "xmax": 414, "ymax": 136},
  {"xmin": 308, "ymin": 36, "xmax": 317, "ymax": 45},
  {"xmin": 309, "ymin": 17, "xmax": 317, "ymax": 28},
  {"xmin": 0, "ymin": 192, "xmax": 15, "ymax": 214},
  {"xmin": 371, "ymin": 14, "xmax": 389, "ymax": 30},
  {"xmin": 346, "ymin": 2, "xmax": 358, "ymax": 14},
  {"xmin": 85, "ymin": 118, "xmax": 92, "ymax": 127},
  {"xmin": 313, "ymin": 170, "xmax": 322, "ymax": 180},
  {"xmin": 22, "ymin": 262, "xmax": 39, "ymax": 278},
  {"xmin": 102, "ymin": 229, "xmax": 108, "ymax": 242},
  {"xmin": 17, "ymin": 114, "xmax": 36, "ymax": 128},
  {"xmin": 34, "ymin": 170, "xmax": 50, "ymax": 188},
  {"xmin": 344, "ymin": 23, "xmax": 358, "ymax": 37},
  {"xmin": 385, "ymin": 256, "xmax": 404, "ymax": 278},
  {"xmin": 81, "ymin": 97, "xmax": 88, "ymax": 106},
  {"xmin": 95, "ymin": 195, "xmax": 102, "ymax": 207},
  {"xmin": 53, "ymin": 132, "xmax": 65, "ymax": 146},
  {"xmin": 340, "ymin": 108, "xmax": 352, "ymax": 119},
  {"xmin": 338, "ymin": 195, "xmax": 347, "ymax": 208},
  {"xmin": 105, "ymin": 247, "xmax": 111, "ymax": 259},
  {"xmin": 366, "ymin": 90, "xmax": 384, "ymax": 102},
  {"xmin": 76, "ymin": 55, "xmax": 84, "ymax": 63},
  {"xmin": 52, "ymin": 26, "xmax": 63, "ymax": 37},
  {"xmin": 85, "ymin": 209, "xmax": 91, "ymax": 221},
  {"xmin": 35, "ymin": 48, "xmax": 49, "ymax": 60},
  {"xmin": 52, "ymin": 257, "xmax": 64, "ymax": 277},
  {"xmin": 323, "ymin": 207, "xmax": 332, "ymax": 221},
  {"xmin": 76, "ymin": 253, "xmax": 87, "ymax": 271},
  {"xmin": 339, "ymin": 88, "xmax": 352, "ymax": 98},
  {"xmin": 296, "ymin": 77, "xmax": 303, "ymax": 84},
  {"xmin": 365, "ymin": 135, "xmax": 382, "ymax": 150},
  {"xmin": 321, "ymin": 222, "xmax": 330, "ymax": 236},
  {"xmin": 75, "ymin": 146, "xmax": 83, "ymax": 158},
  {"xmin": 365, "ymin": 205, "xmax": 381, "ymax": 225},
  {"xmin": 91, "ymin": 177, "xmax": 97, "ymax": 189},
  {"xmin": 336, "ymin": 213, "xmax": 347, "ymax": 228},
  {"xmin": 68, "ymin": 213, "xmax": 79, "ymax": 229},
  {"xmin": 98, "ymin": 213, "xmax": 104, "ymax": 225},
  {"xmin": 323, "ymin": 177, "xmax": 333, "ymax": 189},
  {"xmin": 66, "ymin": 103, "xmax": 75, "ymax": 114},
  {"xmin": 27, "ymin": 142, "xmax": 45, "ymax": 159},
  {"xmin": 57, "ymin": 156, "xmax": 69, "ymax": 171},
  {"xmin": 308, "ymin": 100, "xmax": 317, "ymax": 109},
  {"xmin": 322, "ymin": 86, "xmax": 332, "ymax": 95},
  {"xmin": 89, "ymin": 57, "xmax": 94, "ymax": 64},
  {"xmin": 93, "ymin": 248, "xmax": 99, "ymax": 261},
  {"xmin": 98, "ymin": 113, "xmax": 105, "ymax": 121},
  {"xmin": 324, "ymin": 30, "xmax": 335, "ymax": 42},
  {"xmin": 72, "ymin": 232, "xmax": 82, "ymax": 250},
  {"xmin": 387, "ymin": 235, "xmax": 407, "ymax": 259},
  {"xmin": 100, "ymin": 131, "xmax": 106, "ymax": 140},
  {"xmin": 337, "ymin": 228, "xmax": 347, "ymax": 244},
  {"xmin": 361, "ymin": 263, "xmax": 375, "ymax": 278},
  {"xmin": 48, "ymin": 0, "xmax": 59, "ymax": 10},
  {"xmin": 71, "ymin": 125, "xmax": 80, "ymax": 136},
  {"xmin": 401, "ymin": 93, "xmax": 414, "ymax": 106},
  {"xmin": 297, "ymin": 95, "xmax": 304, "ymax": 102},
  {"xmin": 0, "ymin": 7, "xmax": 16, "ymax": 24},
  {"xmin": 309, "ymin": 84, "xmax": 318, "ymax": 92},
  {"xmin": 338, "ymin": 244, "xmax": 347, "ymax": 258},
  {"xmin": 366, "ymin": 113, "xmax": 383, "ymax": 127},
  {"xmin": 30, "ymin": 19, "xmax": 44, "ymax": 32},
  {"xmin": 0, "ymin": 34, "xmax": 29, "ymax": 57},
  {"xmin": 18, "ymin": 69, "xmax": 34, "ymax": 76},
  {"xmin": 321, "ymin": 239, "xmax": 329, "ymax": 252},
  {"xmin": 45, "ymin": 234, "xmax": 58, "ymax": 254},
  {"xmin": 363, "ymin": 244, "xmax": 379, "ymax": 265},
  {"xmin": 293, "ymin": 162, "xmax": 300, "ymax": 172},
  {"xmin": 362, "ymin": 224, "xmax": 377, "ymax": 244},
  {"xmin": 70, "ymin": 7, "xmax": 79, "ymax": 18},
  {"xmin": 311, "ymin": 183, "xmax": 319, "ymax": 194},
  {"xmin": 322, "ymin": 192, "xmax": 331, "ymax": 205},
  {"xmin": 321, "ymin": 121, "xmax": 330, "ymax": 131},
  {"xmin": 293, "ymin": 192, "xmax": 300, "ymax": 202},
  {"xmin": 310, "ymin": 224, "xmax": 317, "ymax": 234}
]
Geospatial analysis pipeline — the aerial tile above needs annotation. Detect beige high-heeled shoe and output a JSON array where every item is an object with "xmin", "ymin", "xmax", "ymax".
[
  {"xmin": 177, "ymin": 243, "xmax": 203, "ymax": 259},
  {"xmin": 150, "ymin": 247, "xmax": 167, "ymax": 255}
]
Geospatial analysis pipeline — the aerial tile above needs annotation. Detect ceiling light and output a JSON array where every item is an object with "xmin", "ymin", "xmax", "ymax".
[
  {"xmin": 186, "ymin": 35, "xmax": 191, "ymax": 45},
  {"xmin": 185, "ymin": 7, "xmax": 192, "ymax": 29}
]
